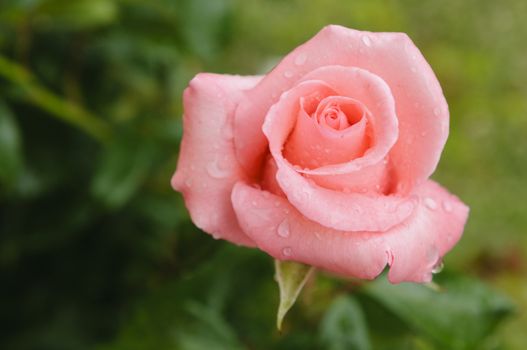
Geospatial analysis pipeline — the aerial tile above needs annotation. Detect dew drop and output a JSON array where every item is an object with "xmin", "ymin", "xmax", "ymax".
[
  {"xmin": 386, "ymin": 250, "xmax": 394, "ymax": 265},
  {"xmin": 432, "ymin": 259, "xmax": 444, "ymax": 274},
  {"xmin": 274, "ymin": 200, "xmax": 281, "ymax": 208},
  {"xmin": 212, "ymin": 233, "xmax": 221, "ymax": 240},
  {"xmin": 314, "ymin": 232, "xmax": 322, "ymax": 241},
  {"xmin": 424, "ymin": 197, "xmax": 438, "ymax": 210},
  {"xmin": 420, "ymin": 131, "xmax": 427, "ymax": 137},
  {"xmin": 184, "ymin": 178, "xmax": 192, "ymax": 188},
  {"xmin": 262, "ymin": 191, "xmax": 271, "ymax": 199},
  {"xmin": 433, "ymin": 107, "xmax": 441, "ymax": 116},
  {"xmin": 282, "ymin": 247, "xmax": 292, "ymax": 256},
  {"xmin": 361, "ymin": 35, "xmax": 372, "ymax": 47},
  {"xmin": 284, "ymin": 70, "xmax": 294, "ymax": 78},
  {"xmin": 277, "ymin": 219, "xmax": 290, "ymax": 238},
  {"xmin": 251, "ymin": 200, "xmax": 258, "ymax": 207},
  {"xmin": 206, "ymin": 156, "xmax": 231, "ymax": 178},
  {"xmin": 294, "ymin": 53, "xmax": 307, "ymax": 66},
  {"xmin": 410, "ymin": 66, "xmax": 417, "ymax": 73},
  {"xmin": 442, "ymin": 200, "xmax": 453, "ymax": 213}
]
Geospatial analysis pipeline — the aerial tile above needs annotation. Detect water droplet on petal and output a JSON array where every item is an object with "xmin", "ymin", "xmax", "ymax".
[
  {"xmin": 433, "ymin": 107, "xmax": 441, "ymax": 116},
  {"xmin": 314, "ymin": 232, "xmax": 322, "ymax": 240},
  {"xmin": 432, "ymin": 259, "xmax": 444, "ymax": 274},
  {"xmin": 212, "ymin": 233, "xmax": 221, "ymax": 240},
  {"xmin": 282, "ymin": 247, "xmax": 292, "ymax": 256},
  {"xmin": 274, "ymin": 200, "xmax": 281, "ymax": 207},
  {"xmin": 251, "ymin": 200, "xmax": 258, "ymax": 207},
  {"xmin": 386, "ymin": 250, "xmax": 394, "ymax": 265},
  {"xmin": 284, "ymin": 70, "xmax": 294, "ymax": 78},
  {"xmin": 294, "ymin": 53, "xmax": 307, "ymax": 66},
  {"xmin": 410, "ymin": 66, "xmax": 417, "ymax": 73},
  {"xmin": 206, "ymin": 156, "xmax": 231, "ymax": 179},
  {"xmin": 277, "ymin": 219, "xmax": 290, "ymax": 238},
  {"xmin": 361, "ymin": 35, "xmax": 372, "ymax": 47},
  {"xmin": 184, "ymin": 178, "xmax": 192, "ymax": 188},
  {"xmin": 442, "ymin": 200, "xmax": 453, "ymax": 213},
  {"xmin": 424, "ymin": 197, "xmax": 438, "ymax": 210}
]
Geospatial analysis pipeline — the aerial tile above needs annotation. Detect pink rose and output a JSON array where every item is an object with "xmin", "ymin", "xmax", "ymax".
[{"xmin": 171, "ymin": 25, "xmax": 469, "ymax": 283}]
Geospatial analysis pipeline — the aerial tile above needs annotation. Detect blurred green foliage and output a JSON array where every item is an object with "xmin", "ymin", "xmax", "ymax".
[{"xmin": 0, "ymin": 0, "xmax": 526, "ymax": 349}]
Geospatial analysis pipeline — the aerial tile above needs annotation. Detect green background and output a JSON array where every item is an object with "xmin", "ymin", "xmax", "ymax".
[{"xmin": 0, "ymin": 0, "xmax": 526, "ymax": 349}]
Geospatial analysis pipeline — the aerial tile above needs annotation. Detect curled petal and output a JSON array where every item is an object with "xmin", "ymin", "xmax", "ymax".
[
  {"xmin": 231, "ymin": 180, "xmax": 468, "ymax": 283},
  {"xmin": 235, "ymin": 25, "xmax": 448, "ymax": 189},
  {"xmin": 172, "ymin": 73, "xmax": 262, "ymax": 246}
]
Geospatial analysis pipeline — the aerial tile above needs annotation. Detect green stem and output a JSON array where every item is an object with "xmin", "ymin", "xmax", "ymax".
[{"xmin": 0, "ymin": 55, "xmax": 111, "ymax": 143}]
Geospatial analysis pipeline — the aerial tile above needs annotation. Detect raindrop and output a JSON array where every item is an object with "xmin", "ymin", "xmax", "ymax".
[
  {"xmin": 206, "ymin": 156, "xmax": 231, "ymax": 179},
  {"xmin": 386, "ymin": 250, "xmax": 394, "ymax": 265},
  {"xmin": 277, "ymin": 219, "xmax": 290, "ymax": 238},
  {"xmin": 396, "ymin": 201, "xmax": 414, "ymax": 217},
  {"xmin": 433, "ymin": 107, "xmax": 441, "ymax": 116},
  {"xmin": 294, "ymin": 53, "xmax": 307, "ymax": 66},
  {"xmin": 424, "ymin": 197, "xmax": 438, "ymax": 210},
  {"xmin": 282, "ymin": 247, "xmax": 292, "ymax": 256},
  {"xmin": 410, "ymin": 66, "xmax": 417, "ymax": 73},
  {"xmin": 284, "ymin": 70, "xmax": 294, "ymax": 78},
  {"xmin": 314, "ymin": 232, "xmax": 322, "ymax": 241},
  {"xmin": 432, "ymin": 259, "xmax": 444, "ymax": 274},
  {"xmin": 361, "ymin": 35, "xmax": 372, "ymax": 47},
  {"xmin": 184, "ymin": 178, "xmax": 192, "ymax": 188},
  {"xmin": 212, "ymin": 233, "xmax": 221, "ymax": 240},
  {"xmin": 442, "ymin": 200, "xmax": 453, "ymax": 213}
]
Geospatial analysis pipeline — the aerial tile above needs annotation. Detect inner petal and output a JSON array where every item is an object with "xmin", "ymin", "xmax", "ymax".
[
  {"xmin": 284, "ymin": 96, "xmax": 370, "ymax": 169},
  {"xmin": 316, "ymin": 97, "xmax": 365, "ymax": 133}
]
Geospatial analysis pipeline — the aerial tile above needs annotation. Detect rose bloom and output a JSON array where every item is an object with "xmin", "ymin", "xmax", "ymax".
[{"xmin": 172, "ymin": 25, "xmax": 469, "ymax": 283}]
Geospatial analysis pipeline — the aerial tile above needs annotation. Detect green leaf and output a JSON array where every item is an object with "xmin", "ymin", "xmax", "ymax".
[
  {"xmin": 319, "ymin": 295, "xmax": 371, "ymax": 350},
  {"xmin": 34, "ymin": 0, "xmax": 118, "ymax": 30},
  {"xmin": 274, "ymin": 259, "xmax": 315, "ymax": 331},
  {"xmin": 363, "ymin": 274, "xmax": 514, "ymax": 350},
  {"xmin": 0, "ymin": 101, "xmax": 23, "ymax": 190},
  {"xmin": 91, "ymin": 132, "xmax": 157, "ymax": 209}
]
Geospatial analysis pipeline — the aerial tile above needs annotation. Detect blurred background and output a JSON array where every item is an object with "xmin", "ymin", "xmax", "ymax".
[{"xmin": 0, "ymin": 0, "xmax": 526, "ymax": 349}]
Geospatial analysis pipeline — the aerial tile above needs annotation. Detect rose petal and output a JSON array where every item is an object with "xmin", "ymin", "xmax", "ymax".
[
  {"xmin": 284, "ymin": 96, "xmax": 369, "ymax": 169},
  {"xmin": 263, "ymin": 77, "xmax": 409, "ymax": 232},
  {"xmin": 235, "ymin": 25, "xmax": 448, "ymax": 189},
  {"xmin": 231, "ymin": 180, "xmax": 468, "ymax": 283},
  {"xmin": 171, "ymin": 73, "xmax": 262, "ymax": 246}
]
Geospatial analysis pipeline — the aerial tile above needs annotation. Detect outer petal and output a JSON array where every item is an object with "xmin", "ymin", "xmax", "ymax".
[
  {"xmin": 231, "ymin": 180, "xmax": 468, "ymax": 283},
  {"xmin": 172, "ymin": 73, "xmax": 262, "ymax": 247},
  {"xmin": 234, "ymin": 25, "xmax": 448, "ymax": 189}
]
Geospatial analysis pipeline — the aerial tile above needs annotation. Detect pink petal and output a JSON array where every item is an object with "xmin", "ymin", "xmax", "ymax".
[
  {"xmin": 284, "ymin": 96, "xmax": 369, "ymax": 169},
  {"xmin": 171, "ymin": 73, "xmax": 262, "ymax": 247},
  {"xmin": 234, "ymin": 25, "xmax": 448, "ymax": 189},
  {"xmin": 231, "ymin": 180, "xmax": 468, "ymax": 283},
  {"xmin": 263, "ymin": 77, "xmax": 409, "ymax": 232}
]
